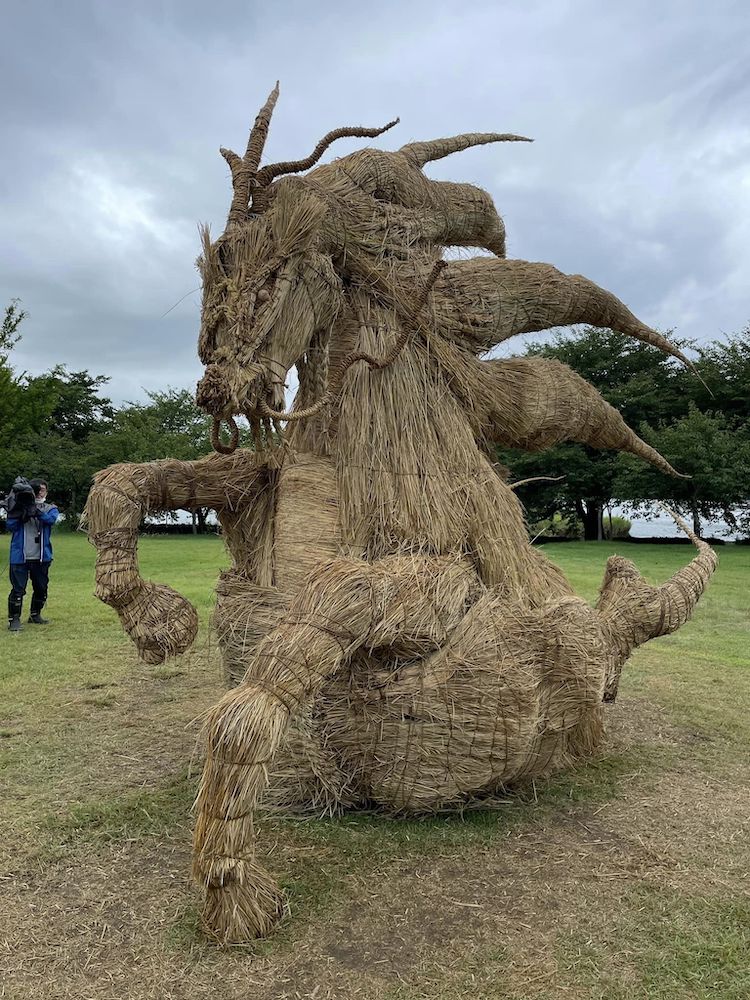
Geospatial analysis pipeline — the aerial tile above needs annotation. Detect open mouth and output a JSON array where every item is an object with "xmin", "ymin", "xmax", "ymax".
[{"xmin": 199, "ymin": 364, "xmax": 289, "ymax": 454}]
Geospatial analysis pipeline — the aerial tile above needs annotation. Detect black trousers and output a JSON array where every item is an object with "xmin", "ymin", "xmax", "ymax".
[{"xmin": 8, "ymin": 561, "xmax": 50, "ymax": 619}]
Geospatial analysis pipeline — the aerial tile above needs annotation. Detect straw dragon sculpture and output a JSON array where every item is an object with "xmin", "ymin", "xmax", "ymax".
[{"xmin": 86, "ymin": 85, "xmax": 717, "ymax": 943}]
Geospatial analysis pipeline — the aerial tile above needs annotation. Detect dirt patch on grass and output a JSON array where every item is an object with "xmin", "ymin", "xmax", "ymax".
[{"xmin": 2, "ymin": 674, "xmax": 748, "ymax": 999}]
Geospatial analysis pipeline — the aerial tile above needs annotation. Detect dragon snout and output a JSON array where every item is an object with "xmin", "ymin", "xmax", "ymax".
[
  {"xmin": 196, "ymin": 365, "xmax": 233, "ymax": 417},
  {"xmin": 196, "ymin": 367, "xmax": 240, "ymax": 454},
  {"xmin": 197, "ymin": 361, "xmax": 283, "ymax": 454},
  {"xmin": 196, "ymin": 362, "xmax": 269, "ymax": 419}
]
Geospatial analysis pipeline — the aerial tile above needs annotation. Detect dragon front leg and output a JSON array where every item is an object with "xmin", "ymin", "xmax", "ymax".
[{"xmin": 84, "ymin": 449, "xmax": 269, "ymax": 664}]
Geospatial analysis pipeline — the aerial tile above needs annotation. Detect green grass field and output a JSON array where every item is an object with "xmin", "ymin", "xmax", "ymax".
[{"xmin": 1, "ymin": 533, "xmax": 748, "ymax": 1000}]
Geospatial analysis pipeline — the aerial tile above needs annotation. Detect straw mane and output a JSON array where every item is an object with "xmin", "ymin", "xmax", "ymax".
[{"xmin": 85, "ymin": 85, "xmax": 718, "ymax": 945}]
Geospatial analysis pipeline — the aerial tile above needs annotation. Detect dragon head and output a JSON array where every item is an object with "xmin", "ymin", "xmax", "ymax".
[
  {"xmin": 195, "ymin": 85, "xmax": 403, "ymax": 449},
  {"xmin": 195, "ymin": 84, "xmax": 535, "ymax": 451}
]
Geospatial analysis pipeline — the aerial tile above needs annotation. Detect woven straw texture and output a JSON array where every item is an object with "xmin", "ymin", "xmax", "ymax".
[{"xmin": 85, "ymin": 86, "xmax": 717, "ymax": 943}]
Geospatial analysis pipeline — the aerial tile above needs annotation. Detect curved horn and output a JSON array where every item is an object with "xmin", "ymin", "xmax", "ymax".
[
  {"xmin": 438, "ymin": 258, "xmax": 695, "ymax": 370},
  {"xmin": 220, "ymin": 82, "xmax": 280, "ymax": 228},
  {"xmin": 597, "ymin": 508, "xmax": 717, "ymax": 701},
  {"xmin": 475, "ymin": 357, "xmax": 689, "ymax": 479},
  {"xmin": 400, "ymin": 132, "xmax": 532, "ymax": 167},
  {"xmin": 256, "ymin": 118, "xmax": 400, "ymax": 186}
]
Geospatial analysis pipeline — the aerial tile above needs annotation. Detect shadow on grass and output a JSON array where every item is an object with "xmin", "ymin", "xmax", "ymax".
[
  {"xmin": 43, "ymin": 772, "xmax": 194, "ymax": 845},
  {"xmin": 230, "ymin": 743, "xmax": 673, "ymax": 956},
  {"xmin": 279, "ymin": 742, "xmax": 673, "ymax": 858}
]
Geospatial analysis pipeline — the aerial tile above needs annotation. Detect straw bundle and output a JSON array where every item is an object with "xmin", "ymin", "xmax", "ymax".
[
  {"xmin": 85, "ymin": 85, "xmax": 718, "ymax": 943},
  {"xmin": 85, "ymin": 452, "xmax": 269, "ymax": 663}
]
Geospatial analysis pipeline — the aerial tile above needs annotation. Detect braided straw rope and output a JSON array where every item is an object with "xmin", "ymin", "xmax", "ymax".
[
  {"xmin": 260, "ymin": 259, "xmax": 447, "ymax": 422},
  {"xmin": 84, "ymin": 87, "xmax": 719, "ymax": 945}
]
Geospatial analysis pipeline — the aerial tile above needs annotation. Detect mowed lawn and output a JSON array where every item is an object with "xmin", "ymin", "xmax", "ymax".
[{"xmin": 0, "ymin": 532, "xmax": 748, "ymax": 1000}]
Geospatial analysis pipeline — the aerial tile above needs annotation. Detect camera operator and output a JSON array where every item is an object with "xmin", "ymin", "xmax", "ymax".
[{"xmin": 7, "ymin": 478, "xmax": 59, "ymax": 632}]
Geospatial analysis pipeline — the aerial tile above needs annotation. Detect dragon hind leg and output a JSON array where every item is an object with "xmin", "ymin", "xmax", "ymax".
[{"xmin": 193, "ymin": 553, "xmax": 480, "ymax": 943}]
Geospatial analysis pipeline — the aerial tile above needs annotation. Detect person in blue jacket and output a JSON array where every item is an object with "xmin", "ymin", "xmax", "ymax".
[{"xmin": 7, "ymin": 478, "xmax": 59, "ymax": 632}]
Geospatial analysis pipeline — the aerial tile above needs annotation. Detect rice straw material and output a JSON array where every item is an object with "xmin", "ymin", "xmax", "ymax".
[{"xmin": 84, "ymin": 87, "xmax": 718, "ymax": 943}]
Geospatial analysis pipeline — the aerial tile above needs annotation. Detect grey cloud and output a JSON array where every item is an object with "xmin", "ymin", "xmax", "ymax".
[{"xmin": 2, "ymin": 0, "xmax": 748, "ymax": 405}]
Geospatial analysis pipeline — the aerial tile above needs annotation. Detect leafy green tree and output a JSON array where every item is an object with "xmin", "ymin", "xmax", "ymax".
[
  {"xmin": 0, "ymin": 304, "xmax": 113, "ymax": 524},
  {"xmin": 501, "ymin": 327, "xmax": 750, "ymax": 539},
  {"xmin": 29, "ymin": 367, "xmax": 114, "ymax": 441},
  {"xmin": 88, "ymin": 388, "xmax": 212, "ymax": 466},
  {"xmin": 15, "ymin": 369, "xmax": 115, "ymax": 519},
  {"xmin": 616, "ymin": 406, "xmax": 750, "ymax": 537},
  {"xmin": 1, "ymin": 299, "xmax": 26, "ymax": 361},
  {"xmin": 618, "ymin": 333, "xmax": 750, "ymax": 536},
  {"xmin": 692, "ymin": 330, "xmax": 750, "ymax": 420},
  {"xmin": 1, "ymin": 302, "xmax": 42, "ymax": 496},
  {"xmin": 2, "ymin": 396, "xmax": 112, "ymax": 526},
  {"xmin": 86, "ymin": 389, "xmax": 222, "ymax": 532},
  {"xmin": 1, "ymin": 300, "xmax": 31, "ymax": 449},
  {"xmin": 499, "ymin": 328, "xmax": 689, "ymax": 539}
]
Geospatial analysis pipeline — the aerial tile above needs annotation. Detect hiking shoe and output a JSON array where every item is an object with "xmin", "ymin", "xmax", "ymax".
[
  {"xmin": 28, "ymin": 614, "xmax": 50, "ymax": 625},
  {"xmin": 8, "ymin": 617, "xmax": 22, "ymax": 632}
]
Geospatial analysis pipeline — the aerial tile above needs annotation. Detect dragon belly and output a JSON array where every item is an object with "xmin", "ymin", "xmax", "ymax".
[{"xmin": 214, "ymin": 452, "xmax": 340, "ymax": 685}]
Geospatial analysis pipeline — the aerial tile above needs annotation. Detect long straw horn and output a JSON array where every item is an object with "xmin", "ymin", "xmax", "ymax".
[
  {"xmin": 400, "ymin": 132, "xmax": 532, "ymax": 167},
  {"xmin": 256, "ymin": 118, "xmax": 400, "ymax": 186},
  {"xmin": 220, "ymin": 82, "xmax": 280, "ymax": 228}
]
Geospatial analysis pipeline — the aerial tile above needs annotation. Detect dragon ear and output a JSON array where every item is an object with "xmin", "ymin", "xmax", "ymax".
[{"xmin": 269, "ymin": 181, "xmax": 329, "ymax": 257}]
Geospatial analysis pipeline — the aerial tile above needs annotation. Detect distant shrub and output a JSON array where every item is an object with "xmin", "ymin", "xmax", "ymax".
[
  {"xmin": 604, "ymin": 515, "xmax": 631, "ymax": 539},
  {"xmin": 529, "ymin": 513, "xmax": 631, "ymax": 540},
  {"xmin": 529, "ymin": 513, "xmax": 582, "ymax": 539}
]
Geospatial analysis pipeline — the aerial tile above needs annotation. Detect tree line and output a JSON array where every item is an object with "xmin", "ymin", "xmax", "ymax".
[
  {"xmin": 2, "ymin": 301, "xmax": 749, "ymax": 538},
  {"xmin": 1, "ymin": 301, "xmax": 222, "ymax": 529},
  {"xmin": 498, "ymin": 327, "xmax": 750, "ymax": 539}
]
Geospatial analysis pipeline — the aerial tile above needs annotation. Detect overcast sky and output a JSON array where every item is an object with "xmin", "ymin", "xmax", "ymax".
[{"xmin": 2, "ymin": 0, "xmax": 748, "ymax": 404}]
